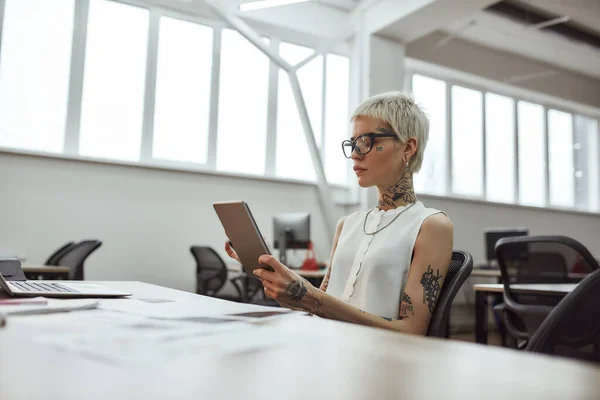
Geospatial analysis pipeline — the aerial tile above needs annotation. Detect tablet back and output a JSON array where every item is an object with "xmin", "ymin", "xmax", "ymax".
[{"xmin": 213, "ymin": 201, "xmax": 273, "ymax": 273}]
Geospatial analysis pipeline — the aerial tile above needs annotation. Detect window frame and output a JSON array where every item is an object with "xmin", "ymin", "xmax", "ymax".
[
  {"xmin": 0, "ymin": 0, "xmax": 352, "ymax": 189},
  {"xmin": 406, "ymin": 58, "xmax": 600, "ymax": 214}
]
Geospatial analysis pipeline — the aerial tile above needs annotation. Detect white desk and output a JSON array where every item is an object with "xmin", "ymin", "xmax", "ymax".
[{"xmin": 2, "ymin": 281, "xmax": 600, "ymax": 399}]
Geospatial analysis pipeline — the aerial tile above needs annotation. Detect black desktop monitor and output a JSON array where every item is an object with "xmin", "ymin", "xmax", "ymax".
[
  {"xmin": 485, "ymin": 228, "xmax": 529, "ymax": 264},
  {"xmin": 273, "ymin": 212, "xmax": 310, "ymax": 266}
]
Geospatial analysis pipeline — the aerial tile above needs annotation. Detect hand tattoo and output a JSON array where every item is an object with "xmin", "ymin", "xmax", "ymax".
[
  {"xmin": 285, "ymin": 280, "xmax": 307, "ymax": 301},
  {"xmin": 421, "ymin": 265, "xmax": 443, "ymax": 314}
]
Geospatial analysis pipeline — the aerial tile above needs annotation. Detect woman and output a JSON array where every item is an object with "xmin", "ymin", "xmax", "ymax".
[{"xmin": 225, "ymin": 91, "xmax": 453, "ymax": 335}]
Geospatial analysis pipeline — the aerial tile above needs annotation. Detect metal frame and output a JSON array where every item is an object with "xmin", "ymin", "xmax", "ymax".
[
  {"xmin": 140, "ymin": 8, "xmax": 160, "ymax": 162},
  {"xmin": 0, "ymin": 0, "xmax": 5, "ymax": 57},
  {"xmin": 265, "ymin": 38, "xmax": 280, "ymax": 176},
  {"xmin": 206, "ymin": 24, "xmax": 223, "ymax": 169},
  {"xmin": 63, "ymin": 0, "xmax": 90, "ymax": 155}
]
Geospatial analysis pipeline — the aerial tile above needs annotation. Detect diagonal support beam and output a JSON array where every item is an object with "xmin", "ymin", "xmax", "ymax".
[{"xmin": 206, "ymin": 0, "xmax": 344, "ymax": 239}]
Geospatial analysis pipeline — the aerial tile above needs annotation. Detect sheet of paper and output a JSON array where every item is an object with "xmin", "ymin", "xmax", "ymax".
[
  {"xmin": 0, "ymin": 297, "xmax": 98, "ymax": 316},
  {"xmin": 98, "ymin": 298, "xmax": 305, "ymax": 322},
  {"xmin": 34, "ymin": 313, "xmax": 311, "ymax": 367}
]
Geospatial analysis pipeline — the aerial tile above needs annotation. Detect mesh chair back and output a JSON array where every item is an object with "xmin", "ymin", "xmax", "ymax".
[
  {"xmin": 526, "ymin": 269, "xmax": 600, "ymax": 362},
  {"xmin": 44, "ymin": 242, "xmax": 76, "ymax": 266},
  {"xmin": 495, "ymin": 235, "xmax": 599, "ymax": 341},
  {"xmin": 427, "ymin": 250, "xmax": 473, "ymax": 337},
  {"xmin": 190, "ymin": 246, "xmax": 228, "ymax": 296},
  {"xmin": 57, "ymin": 240, "xmax": 102, "ymax": 280}
]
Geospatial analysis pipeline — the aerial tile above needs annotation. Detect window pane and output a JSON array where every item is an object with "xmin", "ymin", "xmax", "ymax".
[
  {"xmin": 548, "ymin": 109, "xmax": 574, "ymax": 208},
  {"xmin": 451, "ymin": 86, "xmax": 483, "ymax": 197},
  {"xmin": 152, "ymin": 17, "xmax": 213, "ymax": 164},
  {"xmin": 324, "ymin": 54, "xmax": 350, "ymax": 185},
  {"xmin": 216, "ymin": 29, "xmax": 269, "ymax": 175},
  {"xmin": 275, "ymin": 42, "xmax": 322, "ymax": 181},
  {"xmin": 574, "ymin": 115, "xmax": 599, "ymax": 212},
  {"xmin": 79, "ymin": 0, "xmax": 149, "ymax": 161},
  {"xmin": 518, "ymin": 101, "xmax": 546, "ymax": 207},
  {"xmin": 412, "ymin": 74, "xmax": 447, "ymax": 195},
  {"xmin": 485, "ymin": 93, "xmax": 515, "ymax": 203},
  {"xmin": 0, "ymin": 0, "xmax": 74, "ymax": 153}
]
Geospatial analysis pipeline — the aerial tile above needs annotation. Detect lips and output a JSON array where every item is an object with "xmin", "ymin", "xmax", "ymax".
[{"xmin": 353, "ymin": 166, "xmax": 366, "ymax": 172}]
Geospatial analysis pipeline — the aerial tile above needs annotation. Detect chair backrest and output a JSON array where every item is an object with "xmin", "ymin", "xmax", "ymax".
[
  {"xmin": 495, "ymin": 235, "xmax": 599, "ymax": 340},
  {"xmin": 526, "ymin": 269, "xmax": 600, "ymax": 362},
  {"xmin": 190, "ymin": 246, "xmax": 228, "ymax": 296},
  {"xmin": 427, "ymin": 250, "xmax": 473, "ymax": 338},
  {"xmin": 56, "ymin": 240, "xmax": 102, "ymax": 280},
  {"xmin": 496, "ymin": 235, "xmax": 599, "ymax": 303},
  {"xmin": 44, "ymin": 242, "xmax": 76, "ymax": 266}
]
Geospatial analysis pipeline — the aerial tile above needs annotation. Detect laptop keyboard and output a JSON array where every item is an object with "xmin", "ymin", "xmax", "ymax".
[{"xmin": 10, "ymin": 281, "xmax": 79, "ymax": 293}]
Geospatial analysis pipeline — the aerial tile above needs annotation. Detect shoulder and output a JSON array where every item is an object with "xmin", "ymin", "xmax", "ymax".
[{"xmin": 416, "ymin": 213, "xmax": 453, "ymax": 247}]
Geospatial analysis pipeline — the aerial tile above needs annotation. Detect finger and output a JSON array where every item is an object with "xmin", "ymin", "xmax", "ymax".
[
  {"xmin": 258, "ymin": 254, "xmax": 285, "ymax": 272},
  {"xmin": 253, "ymin": 267, "xmax": 276, "ymax": 282}
]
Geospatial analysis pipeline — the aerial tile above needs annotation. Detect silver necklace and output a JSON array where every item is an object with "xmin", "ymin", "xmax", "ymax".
[{"xmin": 363, "ymin": 203, "xmax": 415, "ymax": 235}]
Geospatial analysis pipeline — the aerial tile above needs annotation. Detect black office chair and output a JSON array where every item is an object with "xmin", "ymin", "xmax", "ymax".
[
  {"xmin": 427, "ymin": 250, "xmax": 473, "ymax": 338},
  {"xmin": 56, "ymin": 240, "xmax": 102, "ymax": 280},
  {"xmin": 190, "ymin": 246, "xmax": 230, "ymax": 297},
  {"xmin": 494, "ymin": 235, "xmax": 599, "ymax": 348},
  {"xmin": 44, "ymin": 242, "xmax": 76, "ymax": 266},
  {"xmin": 526, "ymin": 269, "xmax": 600, "ymax": 363}
]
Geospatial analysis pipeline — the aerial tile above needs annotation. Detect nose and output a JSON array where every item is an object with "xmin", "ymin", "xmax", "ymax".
[{"xmin": 350, "ymin": 147, "xmax": 363, "ymax": 160}]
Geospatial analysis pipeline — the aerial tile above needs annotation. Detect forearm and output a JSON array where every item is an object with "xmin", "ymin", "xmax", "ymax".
[{"xmin": 301, "ymin": 286, "xmax": 419, "ymax": 334}]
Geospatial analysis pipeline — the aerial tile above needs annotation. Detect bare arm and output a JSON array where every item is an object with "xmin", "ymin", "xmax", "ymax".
[
  {"xmin": 319, "ymin": 217, "xmax": 345, "ymax": 292},
  {"xmin": 256, "ymin": 213, "xmax": 453, "ymax": 335}
]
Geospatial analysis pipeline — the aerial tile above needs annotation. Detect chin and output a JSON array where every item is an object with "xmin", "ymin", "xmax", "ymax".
[{"xmin": 356, "ymin": 176, "xmax": 373, "ymax": 188}]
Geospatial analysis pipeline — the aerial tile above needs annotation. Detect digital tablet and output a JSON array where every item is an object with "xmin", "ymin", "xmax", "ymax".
[{"xmin": 213, "ymin": 201, "xmax": 274, "ymax": 274}]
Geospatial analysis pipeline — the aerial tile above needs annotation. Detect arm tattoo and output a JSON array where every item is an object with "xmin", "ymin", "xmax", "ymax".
[
  {"xmin": 305, "ymin": 291, "xmax": 323, "ymax": 314},
  {"xmin": 399, "ymin": 292, "xmax": 415, "ymax": 319},
  {"xmin": 284, "ymin": 280, "xmax": 307, "ymax": 301},
  {"xmin": 420, "ymin": 265, "xmax": 443, "ymax": 314}
]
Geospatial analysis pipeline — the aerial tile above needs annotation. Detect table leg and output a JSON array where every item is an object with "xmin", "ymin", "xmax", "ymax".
[{"xmin": 475, "ymin": 291, "xmax": 488, "ymax": 345}]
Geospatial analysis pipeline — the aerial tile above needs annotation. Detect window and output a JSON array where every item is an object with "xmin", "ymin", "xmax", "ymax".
[
  {"xmin": 412, "ymin": 74, "xmax": 447, "ymax": 195},
  {"xmin": 275, "ymin": 42, "xmax": 322, "ymax": 181},
  {"xmin": 152, "ymin": 17, "xmax": 213, "ymax": 164},
  {"xmin": 574, "ymin": 115, "xmax": 599, "ymax": 211},
  {"xmin": 485, "ymin": 93, "xmax": 515, "ymax": 203},
  {"xmin": 451, "ymin": 86, "xmax": 483, "ymax": 197},
  {"xmin": 518, "ymin": 101, "xmax": 546, "ymax": 207},
  {"xmin": 78, "ymin": 0, "xmax": 149, "ymax": 161},
  {"xmin": 0, "ymin": 0, "xmax": 75, "ymax": 153},
  {"xmin": 548, "ymin": 109, "xmax": 574, "ymax": 208},
  {"xmin": 323, "ymin": 53, "xmax": 350, "ymax": 185},
  {"xmin": 216, "ymin": 29, "xmax": 269, "ymax": 175}
]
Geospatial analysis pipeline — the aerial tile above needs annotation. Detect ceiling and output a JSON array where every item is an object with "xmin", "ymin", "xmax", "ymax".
[{"xmin": 436, "ymin": 0, "xmax": 600, "ymax": 80}]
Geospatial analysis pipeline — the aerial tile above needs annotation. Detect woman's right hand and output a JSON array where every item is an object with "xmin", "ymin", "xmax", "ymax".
[{"xmin": 224, "ymin": 240, "xmax": 241, "ymax": 264}]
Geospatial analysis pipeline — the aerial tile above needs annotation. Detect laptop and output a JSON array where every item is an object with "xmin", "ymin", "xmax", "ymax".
[{"xmin": 0, "ymin": 258, "xmax": 131, "ymax": 298}]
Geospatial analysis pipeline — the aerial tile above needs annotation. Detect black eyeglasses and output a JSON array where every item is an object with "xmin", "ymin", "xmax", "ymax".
[{"xmin": 341, "ymin": 132, "xmax": 397, "ymax": 159}]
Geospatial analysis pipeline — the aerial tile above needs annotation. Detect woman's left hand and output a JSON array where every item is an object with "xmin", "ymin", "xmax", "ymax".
[{"xmin": 253, "ymin": 254, "xmax": 316, "ymax": 311}]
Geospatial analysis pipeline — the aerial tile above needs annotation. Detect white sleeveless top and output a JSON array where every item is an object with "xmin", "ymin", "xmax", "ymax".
[{"xmin": 326, "ymin": 201, "xmax": 443, "ymax": 319}]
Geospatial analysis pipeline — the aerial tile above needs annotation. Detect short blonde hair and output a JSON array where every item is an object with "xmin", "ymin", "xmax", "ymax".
[{"xmin": 351, "ymin": 91, "xmax": 429, "ymax": 173}]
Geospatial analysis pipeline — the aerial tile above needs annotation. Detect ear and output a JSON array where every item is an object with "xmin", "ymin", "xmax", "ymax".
[{"xmin": 404, "ymin": 137, "xmax": 418, "ymax": 163}]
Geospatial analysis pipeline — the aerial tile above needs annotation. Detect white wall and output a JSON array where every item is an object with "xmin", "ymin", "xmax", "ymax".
[
  {"xmin": 0, "ymin": 151, "xmax": 348, "ymax": 292},
  {"xmin": 3, "ymin": 150, "xmax": 600, "ymax": 311},
  {"xmin": 420, "ymin": 194, "xmax": 600, "ymax": 265}
]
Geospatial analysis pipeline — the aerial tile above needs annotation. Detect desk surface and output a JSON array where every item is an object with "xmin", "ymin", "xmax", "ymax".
[
  {"xmin": 471, "ymin": 268, "xmax": 588, "ymax": 280},
  {"xmin": 2, "ymin": 281, "xmax": 600, "ymax": 399},
  {"xmin": 474, "ymin": 283, "xmax": 577, "ymax": 296},
  {"xmin": 21, "ymin": 264, "xmax": 69, "ymax": 274}
]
